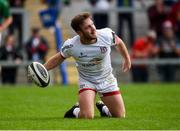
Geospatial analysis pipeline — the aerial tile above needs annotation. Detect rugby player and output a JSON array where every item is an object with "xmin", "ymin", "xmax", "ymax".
[{"xmin": 44, "ymin": 12, "xmax": 131, "ymax": 119}]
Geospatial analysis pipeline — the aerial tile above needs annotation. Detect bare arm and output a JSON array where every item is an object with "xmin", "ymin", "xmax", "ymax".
[
  {"xmin": 0, "ymin": 16, "xmax": 12, "ymax": 32},
  {"xmin": 115, "ymin": 36, "xmax": 131, "ymax": 72},
  {"xmin": 44, "ymin": 52, "xmax": 65, "ymax": 71}
]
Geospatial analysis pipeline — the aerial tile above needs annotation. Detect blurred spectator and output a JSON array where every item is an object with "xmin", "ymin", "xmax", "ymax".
[
  {"xmin": 147, "ymin": 0, "xmax": 169, "ymax": 37},
  {"xmin": 0, "ymin": 0, "xmax": 12, "ymax": 44},
  {"xmin": 41, "ymin": 0, "xmax": 71, "ymax": 8},
  {"xmin": 156, "ymin": 20, "xmax": 180, "ymax": 82},
  {"xmin": 25, "ymin": 27, "xmax": 49, "ymax": 62},
  {"xmin": 174, "ymin": 8, "xmax": 180, "ymax": 39},
  {"xmin": 168, "ymin": 1, "xmax": 180, "ymax": 39},
  {"xmin": 41, "ymin": 0, "xmax": 61, "ymax": 12},
  {"xmin": 116, "ymin": 0, "xmax": 135, "ymax": 47},
  {"xmin": 0, "ymin": 34, "xmax": 22, "ymax": 84},
  {"xmin": 164, "ymin": 0, "xmax": 178, "ymax": 11},
  {"xmin": 9, "ymin": 0, "xmax": 26, "ymax": 8},
  {"xmin": 164, "ymin": 0, "xmax": 178, "ymax": 6},
  {"xmin": 40, "ymin": 0, "xmax": 71, "ymax": 14},
  {"xmin": 88, "ymin": 0, "xmax": 112, "ymax": 29},
  {"xmin": 131, "ymin": 30, "xmax": 157, "ymax": 82},
  {"xmin": 62, "ymin": 0, "xmax": 71, "ymax": 6},
  {"xmin": 41, "ymin": 0, "xmax": 60, "ymax": 6},
  {"xmin": 168, "ymin": 1, "xmax": 180, "ymax": 24},
  {"xmin": 8, "ymin": 0, "xmax": 26, "ymax": 49}
]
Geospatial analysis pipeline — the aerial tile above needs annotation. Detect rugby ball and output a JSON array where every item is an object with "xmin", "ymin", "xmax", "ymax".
[{"xmin": 28, "ymin": 62, "xmax": 50, "ymax": 87}]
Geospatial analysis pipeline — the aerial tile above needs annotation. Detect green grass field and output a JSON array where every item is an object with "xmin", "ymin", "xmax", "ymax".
[{"xmin": 0, "ymin": 83, "xmax": 180, "ymax": 130}]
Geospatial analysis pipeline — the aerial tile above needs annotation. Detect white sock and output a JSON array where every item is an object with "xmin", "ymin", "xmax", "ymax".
[
  {"xmin": 73, "ymin": 107, "xmax": 80, "ymax": 118},
  {"xmin": 102, "ymin": 106, "xmax": 112, "ymax": 117}
]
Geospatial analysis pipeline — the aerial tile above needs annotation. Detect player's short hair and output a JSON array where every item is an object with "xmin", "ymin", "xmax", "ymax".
[{"xmin": 71, "ymin": 12, "xmax": 92, "ymax": 32}]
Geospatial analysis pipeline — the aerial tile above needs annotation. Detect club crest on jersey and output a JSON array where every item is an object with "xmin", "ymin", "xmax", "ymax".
[
  {"xmin": 100, "ymin": 46, "xmax": 107, "ymax": 54},
  {"xmin": 78, "ymin": 52, "xmax": 87, "ymax": 58}
]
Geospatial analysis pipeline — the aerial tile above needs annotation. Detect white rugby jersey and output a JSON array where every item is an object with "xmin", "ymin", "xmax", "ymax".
[{"xmin": 61, "ymin": 28, "xmax": 116, "ymax": 84}]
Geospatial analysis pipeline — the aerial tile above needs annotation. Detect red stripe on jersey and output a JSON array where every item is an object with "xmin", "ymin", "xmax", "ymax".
[
  {"xmin": 79, "ymin": 88, "xmax": 97, "ymax": 94},
  {"xmin": 102, "ymin": 91, "xmax": 120, "ymax": 97}
]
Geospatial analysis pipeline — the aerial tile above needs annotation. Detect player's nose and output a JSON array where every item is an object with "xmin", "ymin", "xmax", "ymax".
[{"xmin": 91, "ymin": 27, "xmax": 96, "ymax": 32}]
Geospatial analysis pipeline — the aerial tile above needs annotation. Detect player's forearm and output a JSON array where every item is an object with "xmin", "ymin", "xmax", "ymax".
[
  {"xmin": 44, "ymin": 52, "xmax": 65, "ymax": 71},
  {"xmin": 0, "ymin": 17, "xmax": 12, "ymax": 32},
  {"xmin": 116, "ymin": 39, "xmax": 131, "ymax": 62}
]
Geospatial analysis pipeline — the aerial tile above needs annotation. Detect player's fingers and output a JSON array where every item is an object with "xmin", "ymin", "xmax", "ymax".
[
  {"xmin": 27, "ymin": 70, "xmax": 33, "ymax": 81},
  {"xmin": 122, "ymin": 64, "xmax": 126, "ymax": 72},
  {"xmin": 122, "ymin": 67, "xmax": 128, "ymax": 72},
  {"xmin": 122, "ymin": 64, "xmax": 130, "ymax": 72}
]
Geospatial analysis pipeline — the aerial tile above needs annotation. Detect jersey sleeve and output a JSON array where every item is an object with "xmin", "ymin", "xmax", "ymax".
[
  {"xmin": 100, "ymin": 28, "xmax": 116, "ymax": 46},
  {"xmin": 60, "ymin": 39, "xmax": 73, "ymax": 58}
]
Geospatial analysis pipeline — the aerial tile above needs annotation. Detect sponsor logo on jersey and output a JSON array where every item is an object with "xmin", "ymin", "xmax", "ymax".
[
  {"xmin": 78, "ymin": 52, "xmax": 88, "ymax": 58},
  {"xmin": 81, "ymin": 63, "xmax": 96, "ymax": 67},
  {"xmin": 100, "ymin": 46, "xmax": 107, "ymax": 54},
  {"xmin": 89, "ymin": 58, "xmax": 102, "ymax": 64},
  {"xmin": 81, "ymin": 58, "xmax": 102, "ymax": 67}
]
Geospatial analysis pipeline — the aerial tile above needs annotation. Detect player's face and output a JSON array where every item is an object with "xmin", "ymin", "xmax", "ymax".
[
  {"xmin": 6, "ymin": 36, "xmax": 15, "ymax": 46},
  {"xmin": 79, "ymin": 18, "xmax": 97, "ymax": 40}
]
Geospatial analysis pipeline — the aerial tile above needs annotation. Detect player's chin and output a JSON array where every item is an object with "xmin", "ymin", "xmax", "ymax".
[
  {"xmin": 91, "ymin": 31, "xmax": 97, "ymax": 37},
  {"xmin": 91, "ymin": 34, "xmax": 97, "ymax": 39}
]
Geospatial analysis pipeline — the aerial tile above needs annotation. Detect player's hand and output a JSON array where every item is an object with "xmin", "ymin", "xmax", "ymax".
[
  {"xmin": 27, "ymin": 70, "xmax": 33, "ymax": 82},
  {"xmin": 122, "ymin": 59, "xmax": 131, "ymax": 72}
]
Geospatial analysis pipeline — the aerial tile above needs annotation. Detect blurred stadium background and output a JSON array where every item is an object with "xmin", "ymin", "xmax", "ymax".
[
  {"xmin": 0, "ymin": 0, "xmax": 179, "ymax": 85},
  {"xmin": 0, "ymin": 0, "xmax": 180, "ymax": 130}
]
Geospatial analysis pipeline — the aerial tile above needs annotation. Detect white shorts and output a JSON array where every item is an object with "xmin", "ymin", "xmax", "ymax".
[{"xmin": 78, "ymin": 74, "xmax": 120, "ymax": 97}]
